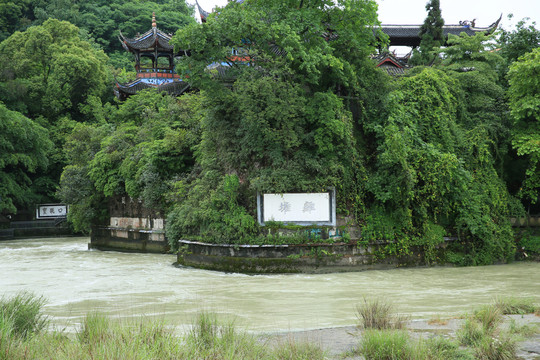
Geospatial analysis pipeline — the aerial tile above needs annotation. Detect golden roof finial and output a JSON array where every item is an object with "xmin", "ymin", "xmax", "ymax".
[{"xmin": 152, "ymin": 12, "xmax": 157, "ymax": 28}]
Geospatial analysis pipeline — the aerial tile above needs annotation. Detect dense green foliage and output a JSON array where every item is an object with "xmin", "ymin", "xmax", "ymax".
[
  {"xmin": 0, "ymin": 104, "xmax": 53, "ymax": 214},
  {"xmin": 165, "ymin": 0, "xmax": 385, "ymax": 244},
  {"xmin": 498, "ymin": 17, "xmax": 540, "ymax": 65},
  {"xmin": 507, "ymin": 48, "xmax": 540, "ymax": 205},
  {"xmin": 0, "ymin": 0, "xmax": 195, "ymax": 51},
  {"xmin": 0, "ymin": 0, "xmax": 539, "ymax": 265},
  {"xmin": 410, "ymin": 0, "xmax": 444, "ymax": 65},
  {"xmin": 1, "ymin": 293, "xmax": 325, "ymax": 360},
  {"xmin": 0, "ymin": 1, "xmax": 194, "ymax": 218},
  {"xmin": 56, "ymin": 90, "xmax": 202, "ymax": 233}
]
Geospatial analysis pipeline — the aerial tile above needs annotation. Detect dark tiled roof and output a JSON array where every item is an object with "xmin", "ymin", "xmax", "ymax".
[
  {"xmin": 115, "ymin": 78, "xmax": 190, "ymax": 97},
  {"xmin": 196, "ymin": 0, "xmax": 245, "ymax": 23},
  {"xmin": 379, "ymin": 15, "xmax": 502, "ymax": 47},
  {"xmin": 373, "ymin": 53, "xmax": 408, "ymax": 76},
  {"xmin": 119, "ymin": 27, "xmax": 174, "ymax": 51},
  {"xmin": 195, "ymin": 0, "xmax": 210, "ymax": 22},
  {"xmin": 378, "ymin": 63, "xmax": 406, "ymax": 76}
]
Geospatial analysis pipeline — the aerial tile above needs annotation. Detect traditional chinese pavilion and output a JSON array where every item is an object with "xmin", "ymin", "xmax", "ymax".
[
  {"xmin": 195, "ymin": 1, "xmax": 500, "ymax": 49},
  {"xmin": 373, "ymin": 52, "xmax": 408, "ymax": 76},
  {"xmin": 379, "ymin": 16, "xmax": 502, "ymax": 48},
  {"xmin": 115, "ymin": 13, "xmax": 190, "ymax": 100}
]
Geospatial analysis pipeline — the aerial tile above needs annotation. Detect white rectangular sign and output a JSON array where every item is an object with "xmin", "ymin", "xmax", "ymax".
[
  {"xmin": 261, "ymin": 192, "xmax": 334, "ymax": 224},
  {"xmin": 36, "ymin": 204, "xmax": 67, "ymax": 219}
]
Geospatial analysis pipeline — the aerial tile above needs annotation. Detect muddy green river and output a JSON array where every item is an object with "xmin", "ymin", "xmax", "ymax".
[{"xmin": 1, "ymin": 237, "xmax": 538, "ymax": 332}]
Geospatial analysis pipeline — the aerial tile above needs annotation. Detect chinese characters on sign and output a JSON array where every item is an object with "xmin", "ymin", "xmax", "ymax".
[
  {"xmin": 279, "ymin": 201, "xmax": 291, "ymax": 213},
  {"xmin": 36, "ymin": 204, "xmax": 68, "ymax": 219},
  {"xmin": 261, "ymin": 192, "xmax": 333, "ymax": 224}
]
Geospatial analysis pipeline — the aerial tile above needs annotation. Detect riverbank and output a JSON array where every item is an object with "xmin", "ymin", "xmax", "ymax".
[
  {"xmin": 2, "ymin": 291, "xmax": 539, "ymax": 359},
  {"xmin": 266, "ymin": 314, "xmax": 540, "ymax": 359}
]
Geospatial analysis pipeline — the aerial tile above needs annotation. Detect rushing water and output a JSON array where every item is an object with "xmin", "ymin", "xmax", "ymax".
[{"xmin": 1, "ymin": 237, "xmax": 539, "ymax": 332}]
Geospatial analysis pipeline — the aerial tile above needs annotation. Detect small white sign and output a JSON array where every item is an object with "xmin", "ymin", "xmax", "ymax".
[
  {"xmin": 258, "ymin": 190, "xmax": 335, "ymax": 226},
  {"xmin": 36, "ymin": 204, "xmax": 67, "ymax": 219}
]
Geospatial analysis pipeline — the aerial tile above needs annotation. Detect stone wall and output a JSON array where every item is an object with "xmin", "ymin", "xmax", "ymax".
[
  {"xmin": 90, "ymin": 226, "xmax": 168, "ymax": 253},
  {"xmin": 510, "ymin": 216, "xmax": 540, "ymax": 227},
  {"xmin": 89, "ymin": 196, "xmax": 168, "ymax": 253},
  {"xmin": 177, "ymin": 239, "xmax": 448, "ymax": 274},
  {"xmin": 0, "ymin": 220, "xmax": 72, "ymax": 240}
]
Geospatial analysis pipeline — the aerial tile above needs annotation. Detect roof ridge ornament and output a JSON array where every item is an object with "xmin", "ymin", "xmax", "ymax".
[{"xmin": 152, "ymin": 12, "xmax": 157, "ymax": 28}]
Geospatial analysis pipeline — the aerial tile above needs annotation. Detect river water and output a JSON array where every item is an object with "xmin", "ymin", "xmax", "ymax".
[{"xmin": 1, "ymin": 237, "xmax": 538, "ymax": 332}]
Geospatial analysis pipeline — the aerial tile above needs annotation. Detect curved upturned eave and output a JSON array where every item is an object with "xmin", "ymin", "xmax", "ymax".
[
  {"xmin": 379, "ymin": 15, "xmax": 502, "ymax": 47},
  {"xmin": 119, "ymin": 28, "xmax": 175, "ymax": 51},
  {"xmin": 115, "ymin": 79, "xmax": 191, "ymax": 97}
]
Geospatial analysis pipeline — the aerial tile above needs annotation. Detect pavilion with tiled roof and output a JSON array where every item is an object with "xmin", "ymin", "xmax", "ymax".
[
  {"xmin": 115, "ymin": 13, "xmax": 190, "ymax": 100},
  {"xmin": 373, "ymin": 52, "xmax": 409, "ymax": 76},
  {"xmin": 195, "ymin": 2, "xmax": 501, "ymax": 49},
  {"xmin": 379, "ymin": 15, "xmax": 502, "ymax": 47}
]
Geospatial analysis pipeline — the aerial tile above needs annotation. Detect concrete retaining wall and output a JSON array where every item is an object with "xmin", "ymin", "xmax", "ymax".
[
  {"xmin": 90, "ymin": 225, "xmax": 168, "ymax": 253},
  {"xmin": 89, "ymin": 196, "xmax": 169, "ymax": 253},
  {"xmin": 511, "ymin": 216, "xmax": 540, "ymax": 227},
  {"xmin": 177, "ymin": 240, "xmax": 447, "ymax": 274}
]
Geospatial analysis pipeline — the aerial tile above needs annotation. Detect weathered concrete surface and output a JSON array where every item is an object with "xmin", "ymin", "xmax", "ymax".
[
  {"xmin": 90, "ymin": 226, "xmax": 168, "ymax": 253},
  {"xmin": 177, "ymin": 239, "xmax": 450, "ymax": 274}
]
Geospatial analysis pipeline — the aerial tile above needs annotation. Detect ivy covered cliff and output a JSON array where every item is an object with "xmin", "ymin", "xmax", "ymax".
[{"xmin": 0, "ymin": 0, "xmax": 539, "ymax": 265}]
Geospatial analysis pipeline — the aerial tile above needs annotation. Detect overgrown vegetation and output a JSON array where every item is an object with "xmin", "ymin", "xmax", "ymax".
[
  {"xmin": 354, "ymin": 297, "xmax": 539, "ymax": 360},
  {"xmin": 0, "ymin": 292, "xmax": 48, "ymax": 339},
  {"xmin": 2, "ymin": 293, "xmax": 538, "ymax": 360},
  {"xmin": 356, "ymin": 297, "xmax": 407, "ymax": 330},
  {"xmin": 1, "ymin": 293, "xmax": 326, "ymax": 360},
  {"xmin": 0, "ymin": 0, "xmax": 539, "ymax": 266},
  {"xmin": 494, "ymin": 296, "xmax": 539, "ymax": 315}
]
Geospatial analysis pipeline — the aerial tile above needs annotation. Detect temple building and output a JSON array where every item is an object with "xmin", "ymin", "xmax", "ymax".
[
  {"xmin": 373, "ymin": 52, "xmax": 408, "ymax": 76},
  {"xmin": 195, "ymin": 1, "xmax": 501, "ymax": 71},
  {"xmin": 379, "ymin": 16, "xmax": 502, "ymax": 48},
  {"xmin": 114, "ymin": 13, "xmax": 190, "ymax": 100}
]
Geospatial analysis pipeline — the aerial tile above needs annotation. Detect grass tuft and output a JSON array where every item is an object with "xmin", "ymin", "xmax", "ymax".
[
  {"xmin": 356, "ymin": 297, "xmax": 408, "ymax": 330},
  {"xmin": 494, "ymin": 296, "xmax": 538, "ymax": 315},
  {"xmin": 0, "ymin": 291, "xmax": 48, "ymax": 338},
  {"xmin": 272, "ymin": 338, "xmax": 326, "ymax": 360},
  {"xmin": 473, "ymin": 305, "xmax": 502, "ymax": 333},
  {"xmin": 473, "ymin": 333, "xmax": 516, "ymax": 360},
  {"xmin": 422, "ymin": 336, "xmax": 474, "ymax": 360},
  {"xmin": 458, "ymin": 318, "xmax": 486, "ymax": 346},
  {"xmin": 360, "ymin": 329, "xmax": 413, "ymax": 360},
  {"xmin": 507, "ymin": 319, "xmax": 539, "ymax": 337}
]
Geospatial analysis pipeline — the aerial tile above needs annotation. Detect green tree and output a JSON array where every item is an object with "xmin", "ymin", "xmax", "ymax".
[
  {"xmin": 507, "ymin": 48, "xmax": 540, "ymax": 206},
  {"xmin": 57, "ymin": 123, "xmax": 109, "ymax": 233},
  {"xmin": 0, "ymin": 18, "xmax": 109, "ymax": 121},
  {"xmin": 410, "ymin": 0, "xmax": 444, "ymax": 66},
  {"xmin": 166, "ymin": 0, "xmax": 385, "ymax": 244},
  {"xmin": 0, "ymin": 104, "xmax": 53, "ymax": 214},
  {"xmin": 441, "ymin": 33, "xmax": 508, "ymax": 155},
  {"xmin": 58, "ymin": 90, "xmax": 202, "ymax": 232},
  {"xmin": 364, "ymin": 67, "xmax": 514, "ymax": 265},
  {"xmin": 498, "ymin": 17, "xmax": 540, "ymax": 65},
  {"xmin": 0, "ymin": 0, "xmax": 33, "ymax": 41},
  {"xmin": 31, "ymin": 0, "xmax": 195, "ymax": 55}
]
